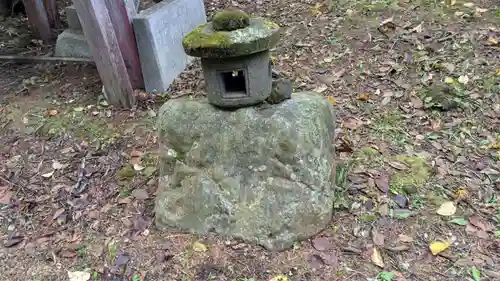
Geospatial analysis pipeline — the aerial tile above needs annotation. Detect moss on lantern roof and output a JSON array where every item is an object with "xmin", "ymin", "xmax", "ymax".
[
  {"xmin": 182, "ymin": 18, "xmax": 281, "ymax": 58},
  {"xmin": 212, "ymin": 8, "xmax": 250, "ymax": 31}
]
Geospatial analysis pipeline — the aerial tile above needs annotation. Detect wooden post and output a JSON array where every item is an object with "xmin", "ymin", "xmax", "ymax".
[
  {"xmin": 22, "ymin": 0, "xmax": 52, "ymax": 43},
  {"xmin": 74, "ymin": 0, "xmax": 136, "ymax": 108},
  {"xmin": 105, "ymin": 0, "xmax": 144, "ymax": 90},
  {"xmin": 43, "ymin": 0, "xmax": 60, "ymax": 28}
]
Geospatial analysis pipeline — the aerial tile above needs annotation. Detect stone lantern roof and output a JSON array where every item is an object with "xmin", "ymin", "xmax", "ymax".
[{"xmin": 182, "ymin": 9, "xmax": 281, "ymax": 58}]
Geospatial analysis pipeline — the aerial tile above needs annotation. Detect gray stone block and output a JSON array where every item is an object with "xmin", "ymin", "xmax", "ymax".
[
  {"xmin": 65, "ymin": 5, "xmax": 81, "ymax": 30},
  {"xmin": 54, "ymin": 29, "xmax": 91, "ymax": 58},
  {"xmin": 133, "ymin": 0, "xmax": 206, "ymax": 93}
]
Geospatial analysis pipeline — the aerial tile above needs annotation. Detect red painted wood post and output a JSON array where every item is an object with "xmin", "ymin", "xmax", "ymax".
[
  {"xmin": 105, "ymin": 0, "xmax": 145, "ymax": 90},
  {"xmin": 22, "ymin": 0, "xmax": 52, "ymax": 43},
  {"xmin": 43, "ymin": 0, "xmax": 60, "ymax": 28},
  {"xmin": 73, "ymin": 0, "xmax": 136, "ymax": 108}
]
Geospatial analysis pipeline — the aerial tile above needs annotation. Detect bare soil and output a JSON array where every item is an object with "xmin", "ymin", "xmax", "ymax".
[{"xmin": 0, "ymin": 0, "xmax": 499, "ymax": 281}]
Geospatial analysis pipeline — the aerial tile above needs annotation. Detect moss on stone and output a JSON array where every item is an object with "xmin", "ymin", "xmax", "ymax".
[
  {"xmin": 390, "ymin": 155, "xmax": 430, "ymax": 191},
  {"xmin": 182, "ymin": 24, "xmax": 231, "ymax": 51},
  {"xmin": 212, "ymin": 8, "xmax": 250, "ymax": 31}
]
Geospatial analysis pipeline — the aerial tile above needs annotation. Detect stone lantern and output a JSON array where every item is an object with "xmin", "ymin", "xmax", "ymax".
[{"xmin": 182, "ymin": 8, "xmax": 281, "ymax": 108}]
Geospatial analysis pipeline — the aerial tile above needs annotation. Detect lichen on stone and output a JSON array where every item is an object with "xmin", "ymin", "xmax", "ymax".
[
  {"xmin": 182, "ymin": 24, "xmax": 231, "ymax": 50},
  {"xmin": 212, "ymin": 8, "xmax": 250, "ymax": 31}
]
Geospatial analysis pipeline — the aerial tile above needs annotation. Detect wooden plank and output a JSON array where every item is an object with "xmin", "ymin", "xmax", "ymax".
[
  {"xmin": 22, "ymin": 0, "xmax": 52, "ymax": 43},
  {"xmin": 73, "ymin": 0, "xmax": 135, "ymax": 109},
  {"xmin": 43, "ymin": 0, "xmax": 60, "ymax": 28},
  {"xmin": 0, "ymin": 55, "xmax": 94, "ymax": 64},
  {"xmin": 105, "ymin": 0, "xmax": 144, "ymax": 90}
]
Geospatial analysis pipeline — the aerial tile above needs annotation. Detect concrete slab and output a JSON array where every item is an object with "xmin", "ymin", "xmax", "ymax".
[
  {"xmin": 132, "ymin": 0, "xmax": 206, "ymax": 93},
  {"xmin": 54, "ymin": 29, "xmax": 91, "ymax": 58},
  {"xmin": 65, "ymin": 5, "xmax": 82, "ymax": 30}
]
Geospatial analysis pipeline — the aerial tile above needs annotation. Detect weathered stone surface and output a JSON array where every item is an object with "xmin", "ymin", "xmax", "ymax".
[
  {"xmin": 155, "ymin": 92, "xmax": 336, "ymax": 250},
  {"xmin": 183, "ymin": 18, "xmax": 281, "ymax": 58},
  {"xmin": 54, "ymin": 29, "xmax": 91, "ymax": 58},
  {"xmin": 201, "ymin": 50, "xmax": 272, "ymax": 108},
  {"xmin": 133, "ymin": 0, "xmax": 206, "ymax": 93},
  {"xmin": 65, "ymin": 5, "xmax": 82, "ymax": 30}
]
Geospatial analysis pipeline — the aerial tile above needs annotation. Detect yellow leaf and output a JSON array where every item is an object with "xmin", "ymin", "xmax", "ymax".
[
  {"xmin": 444, "ymin": 77, "xmax": 454, "ymax": 84},
  {"xmin": 357, "ymin": 93, "xmax": 370, "ymax": 101},
  {"xmin": 311, "ymin": 3, "xmax": 322, "ymax": 15},
  {"xmin": 436, "ymin": 201, "xmax": 456, "ymax": 216},
  {"xmin": 455, "ymin": 188, "xmax": 469, "ymax": 201},
  {"xmin": 487, "ymin": 37, "xmax": 499, "ymax": 45},
  {"xmin": 371, "ymin": 247, "xmax": 384, "ymax": 268},
  {"xmin": 496, "ymin": 70, "xmax": 500, "ymax": 77},
  {"xmin": 270, "ymin": 275, "xmax": 289, "ymax": 281},
  {"xmin": 429, "ymin": 240, "xmax": 450, "ymax": 255},
  {"xmin": 489, "ymin": 142, "xmax": 500, "ymax": 149},
  {"xmin": 327, "ymin": 96, "xmax": 338, "ymax": 104},
  {"xmin": 192, "ymin": 241, "xmax": 207, "ymax": 252}
]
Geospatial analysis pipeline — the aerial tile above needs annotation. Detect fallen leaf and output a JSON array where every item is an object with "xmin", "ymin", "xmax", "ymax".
[
  {"xmin": 357, "ymin": 93, "xmax": 370, "ymax": 101},
  {"xmin": 394, "ymin": 195, "xmax": 408, "ymax": 208},
  {"xmin": 193, "ymin": 241, "xmax": 207, "ymax": 252},
  {"xmin": 398, "ymin": 234, "xmax": 414, "ymax": 243},
  {"xmin": 436, "ymin": 201, "xmax": 456, "ymax": 216},
  {"xmin": 451, "ymin": 218, "xmax": 468, "ymax": 226},
  {"xmin": 270, "ymin": 275, "xmax": 289, "ymax": 281},
  {"xmin": 52, "ymin": 208, "xmax": 65, "ymax": 221},
  {"xmin": 372, "ymin": 228, "xmax": 385, "ymax": 246},
  {"xmin": 463, "ymin": 2, "xmax": 474, "ymax": 8},
  {"xmin": 388, "ymin": 161, "xmax": 408, "ymax": 170},
  {"xmin": 371, "ymin": 247, "xmax": 385, "ymax": 268},
  {"xmin": 41, "ymin": 170, "xmax": 55, "ymax": 178},
  {"xmin": 327, "ymin": 96, "xmax": 337, "ymax": 104},
  {"xmin": 131, "ymin": 189, "xmax": 149, "ymax": 200},
  {"xmin": 4, "ymin": 236, "xmax": 23, "ymax": 247},
  {"xmin": 73, "ymin": 107, "xmax": 84, "ymax": 112},
  {"xmin": 309, "ymin": 254, "xmax": 324, "ymax": 269},
  {"xmin": 429, "ymin": 240, "xmax": 450, "ymax": 255},
  {"xmin": 394, "ymin": 209, "xmax": 411, "ymax": 219},
  {"xmin": 68, "ymin": 271, "xmax": 91, "ymax": 281},
  {"xmin": 468, "ymin": 216, "xmax": 487, "ymax": 231},
  {"xmin": 311, "ymin": 237, "xmax": 332, "ymax": 251},
  {"xmin": 133, "ymin": 163, "xmax": 145, "ymax": 171},
  {"xmin": 343, "ymin": 117, "xmax": 364, "ymax": 130},
  {"xmin": 375, "ymin": 175, "xmax": 389, "ymax": 193},
  {"xmin": 52, "ymin": 161, "xmax": 63, "ymax": 170},
  {"xmin": 60, "ymin": 248, "xmax": 77, "ymax": 258},
  {"xmin": 444, "ymin": 77, "xmax": 455, "ymax": 84},
  {"xmin": 48, "ymin": 109, "xmax": 58, "ymax": 116},
  {"xmin": 487, "ymin": 37, "xmax": 498, "ymax": 45},
  {"xmin": 0, "ymin": 187, "xmax": 12, "ymax": 205},
  {"xmin": 385, "ymin": 245, "xmax": 409, "ymax": 252},
  {"xmin": 471, "ymin": 266, "xmax": 481, "ymax": 281},
  {"xmin": 313, "ymin": 84, "xmax": 328, "ymax": 93},
  {"xmin": 321, "ymin": 252, "xmax": 339, "ymax": 267},
  {"xmin": 458, "ymin": 75, "xmax": 469, "ymax": 84}
]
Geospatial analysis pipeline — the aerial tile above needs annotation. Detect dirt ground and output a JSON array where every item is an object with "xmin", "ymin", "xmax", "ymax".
[{"xmin": 0, "ymin": 0, "xmax": 499, "ymax": 280}]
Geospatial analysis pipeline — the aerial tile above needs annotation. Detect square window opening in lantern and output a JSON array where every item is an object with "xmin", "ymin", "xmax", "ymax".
[{"xmin": 220, "ymin": 70, "xmax": 248, "ymax": 98}]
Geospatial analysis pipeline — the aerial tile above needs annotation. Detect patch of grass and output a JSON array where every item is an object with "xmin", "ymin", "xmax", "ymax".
[
  {"xmin": 4, "ymin": 104, "xmax": 121, "ymax": 146},
  {"xmin": 370, "ymin": 112, "xmax": 409, "ymax": 147},
  {"xmin": 333, "ymin": 162, "xmax": 350, "ymax": 209}
]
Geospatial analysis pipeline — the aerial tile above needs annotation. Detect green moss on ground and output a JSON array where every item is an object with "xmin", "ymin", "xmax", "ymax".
[{"xmin": 390, "ymin": 155, "xmax": 431, "ymax": 194}]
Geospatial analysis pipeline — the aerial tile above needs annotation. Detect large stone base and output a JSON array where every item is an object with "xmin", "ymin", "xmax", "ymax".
[
  {"xmin": 54, "ymin": 29, "xmax": 91, "ymax": 58},
  {"xmin": 155, "ymin": 92, "xmax": 336, "ymax": 251}
]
